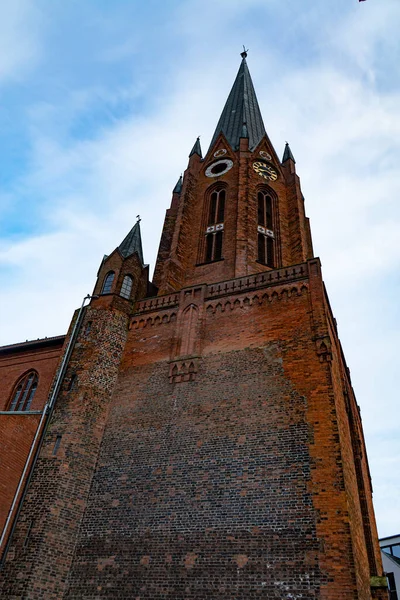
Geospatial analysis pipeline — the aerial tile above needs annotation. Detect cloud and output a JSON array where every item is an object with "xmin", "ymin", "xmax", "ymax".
[{"xmin": 0, "ymin": 0, "xmax": 43, "ymax": 83}]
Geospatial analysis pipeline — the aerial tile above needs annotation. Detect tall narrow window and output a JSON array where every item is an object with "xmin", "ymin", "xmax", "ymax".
[
  {"xmin": 120, "ymin": 275, "xmax": 133, "ymax": 299},
  {"xmin": 257, "ymin": 190, "xmax": 275, "ymax": 268},
  {"xmin": 8, "ymin": 371, "xmax": 38, "ymax": 412},
  {"xmin": 204, "ymin": 188, "xmax": 225, "ymax": 262},
  {"xmin": 101, "ymin": 271, "xmax": 115, "ymax": 294}
]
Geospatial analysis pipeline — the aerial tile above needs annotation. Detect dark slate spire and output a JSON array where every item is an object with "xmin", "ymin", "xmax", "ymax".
[
  {"xmin": 173, "ymin": 175, "xmax": 183, "ymax": 194},
  {"xmin": 118, "ymin": 220, "xmax": 144, "ymax": 264},
  {"xmin": 189, "ymin": 137, "xmax": 202, "ymax": 158},
  {"xmin": 282, "ymin": 142, "xmax": 296, "ymax": 163},
  {"xmin": 209, "ymin": 54, "xmax": 266, "ymax": 152}
]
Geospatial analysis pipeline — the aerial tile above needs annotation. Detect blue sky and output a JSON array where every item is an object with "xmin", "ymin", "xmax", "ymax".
[{"xmin": 0, "ymin": 0, "xmax": 399, "ymax": 537}]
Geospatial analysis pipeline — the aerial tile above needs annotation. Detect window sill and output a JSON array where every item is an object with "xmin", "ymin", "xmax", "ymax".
[
  {"xmin": 0, "ymin": 410, "xmax": 43, "ymax": 415},
  {"xmin": 255, "ymin": 260, "xmax": 274, "ymax": 269},
  {"xmin": 195, "ymin": 258, "xmax": 225, "ymax": 267}
]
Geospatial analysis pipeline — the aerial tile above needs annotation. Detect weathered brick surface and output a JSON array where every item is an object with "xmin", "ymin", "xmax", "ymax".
[
  {"xmin": 0, "ymin": 307, "xmax": 130, "ymax": 599},
  {"xmin": 57, "ymin": 264, "xmax": 381, "ymax": 599},
  {"xmin": 0, "ymin": 338, "xmax": 64, "ymax": 545},
  {"xmin": 0, "ymin": 108, "xmax": 385, "ymax": 600}
]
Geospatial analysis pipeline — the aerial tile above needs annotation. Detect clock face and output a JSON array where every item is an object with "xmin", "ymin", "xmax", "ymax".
[
  {"xmin": 253, "ymin": 161, "xmax": 278, "ymax": 181},
  {"xmin": 205, "ymin": 159, "xmax": 233, "ymax": 178}
]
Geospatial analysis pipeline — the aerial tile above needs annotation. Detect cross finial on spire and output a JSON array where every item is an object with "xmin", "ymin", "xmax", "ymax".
[
  {"xmin": 136, "ymin": 215, "xmax": 141, "ymax": 223},
  {"xmin": 241, "ymin": 46, "xmax": 248, "ymax": 59}
]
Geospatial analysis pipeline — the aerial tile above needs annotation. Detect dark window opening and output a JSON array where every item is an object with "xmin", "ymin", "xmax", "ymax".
[
  {"xmin": 23, "ymin": 519, "xmax": 34, "ymax": 548},
  {"xmin": 120, "ymin": 275, "xmax": 133, "ymax": 300},
  {"xmin": 210, "ymin": 162, "xmax": 227, "ymax": 175},
  {"xmin": 267, "ymin": 236, "xmax": 274, "ymax": 267},
  {"xmin": 68, "ymin": 374, "xmax": 77, "ymax": 391},
  {"xmin": 258, "ymin": 233, "xmax": 265, "ymax": 263},
  {"xmin": 101, "ymin": 271, "xmax": 115, "ymax": 294},
  {"xmin": 53, "ymin": 435, "xmax": 62, "ymax": 456},
  {"xmin": 258, "ymin": 233, "xmax": 275, "ymax": 268},
  {"xmin": 8, "ymin": 372, "xmax": 38, "ymax": 412},
  {"xmin": 205, "ymin": 233, "xmax": 214, "ymax": 262},
  {"xmin": 205, "ymin": 231, "xmax": 224, "ymax": 263},
  {"xmin": 208, "ymin": 192, "xmax": 217, "ymax": 225},
  {"xmin": 266, "ymin": 195, "xmax": 273, "ymax": 229},
  {"xmin": 257, "ymin": 190, "xmax": 275, "ymax": 268},
  {"xmin": 258, "ymin": 192, "xmax": 264, "ymax": 226},
  {"xmin": 208, "ymin": 189, "xmax": 225, "ymax": 225},
  {"xmin": 204, "ymin": 188, "xmax": 225, "ymax": 262},
  {"xmin": 215, "ymin": 231, "xmax": 223, "ymax": 261},
  {"xmin": 84, "ymin": 321, "xmax": 92, "ymax": 336},
  {"xmin": 258, "ymin": 191, "xmax": 274, "ymax": 229}
]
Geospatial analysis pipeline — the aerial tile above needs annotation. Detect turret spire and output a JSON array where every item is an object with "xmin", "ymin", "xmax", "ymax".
[
  {"xmin": 208, "ymin": 53, "xmax": 266, "ymax": 153},
  {"xmin": 173, "ymin": 175, "xmax": 183, "ymax": 194},
  {"xmin": 282, "ymin": 142, "xmax": 296, "ymax": 163},
  {"xmin": 189, "ymin": 137, "xmax": 202, "ymax": 158},
  {"xmin": 118, "ymin": 220, "xmax": 144, "ymax": 264}
]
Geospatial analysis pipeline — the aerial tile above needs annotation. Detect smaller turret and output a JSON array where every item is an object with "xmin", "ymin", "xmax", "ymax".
[{"xmin": 92, "ymin": 219, "xmax": 149, "ymax": 310}]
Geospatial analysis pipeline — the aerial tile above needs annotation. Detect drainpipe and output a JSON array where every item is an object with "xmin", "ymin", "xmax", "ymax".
[{"xmin": 0, "ymin": 294, "xmax": 95, "ymax": 564}]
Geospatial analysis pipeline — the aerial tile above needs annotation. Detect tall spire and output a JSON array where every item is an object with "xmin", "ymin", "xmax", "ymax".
[
  {"xmin": 118, "ymin": 220, "xmax": 144, "ymax": 264},
  {"xmin": 208, "ymin": 53, "xmax": 266, "ymax": 153}
]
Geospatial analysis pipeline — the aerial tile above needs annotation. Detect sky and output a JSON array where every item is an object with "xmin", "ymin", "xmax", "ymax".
[{"xmin": 0, "ymin": 0, "xmax": 399, "ymax": 538}]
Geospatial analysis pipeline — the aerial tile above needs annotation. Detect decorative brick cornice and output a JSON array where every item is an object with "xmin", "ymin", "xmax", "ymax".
[
  {"xmin": 134, "ymin": 263, "xmax": 308, "ymax": 318},
  {"xmin": 135, "ymin": 293, "xmax": 179, "ymax": 315},
  {"xmin": 206, "ymin": 263, "xmax": 308, "ymax": 300}
]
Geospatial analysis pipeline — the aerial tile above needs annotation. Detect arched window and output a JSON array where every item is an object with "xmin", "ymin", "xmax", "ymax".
[
  {"xmin": 120, "ymin": 275, "xmax": 133, "ymax": 299},
  {"xmin": 257, "ymin": 190, "xmax": 275, "ymax": 268},
  {"xmin": 8, "ymin": 371, "xmax": 38, "ymax": 412},
  {"xmin": 101, "ymin": 271, "xmax": 115, "ymax": 294},
  {"xmin": 204, "ymin": 188, "xmax": 225, "ymax": 263}
]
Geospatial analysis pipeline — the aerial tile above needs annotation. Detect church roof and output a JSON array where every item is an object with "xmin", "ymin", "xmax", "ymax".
[
  {"xmin": 209, "ymin": 55, "xmax": 266, "ymax": 153},
  {"xmin": 118, "ymin": 221, "xmax": 144, "ymax": 264}
]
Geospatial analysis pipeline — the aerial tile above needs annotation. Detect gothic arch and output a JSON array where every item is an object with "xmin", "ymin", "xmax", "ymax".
[
  {"xmin": 198, "ymin": 183, "xmax": 228, "ymax": 264},
  {"xmin": 256, "ymin": 185, "xmax": 279, "ymax": 268},
  {"xmin": 8, "ymin": 370, "xmax": 39, "ymax": 412}
]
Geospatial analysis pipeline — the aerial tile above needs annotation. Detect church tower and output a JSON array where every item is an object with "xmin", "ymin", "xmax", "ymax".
[{"xmin": 0, "ymin": 53, "xmax": 387, "ymax": 599}]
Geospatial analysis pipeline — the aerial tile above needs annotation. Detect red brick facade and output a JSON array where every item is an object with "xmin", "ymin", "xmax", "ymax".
[
  {"xmin": 0, "ymin": 337, "xmax": 65, "ymax": 547},
  {"xmin": 0, "ymin": 57, "xmax": 386, "ymax": 599}
]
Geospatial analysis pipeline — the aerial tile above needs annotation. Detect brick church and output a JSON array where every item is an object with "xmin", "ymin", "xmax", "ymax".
[{"xmin": 0, "ymin": 53, "xmax": 388, "ymax": 598}]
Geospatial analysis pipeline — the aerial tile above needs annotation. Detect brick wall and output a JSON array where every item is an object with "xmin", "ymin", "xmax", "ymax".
[
  {"xmin": 0, "ymin": 307, "xmax": 129, "ymax": 599},
  {"xmin": 0, "ymin": 338, "xmax": 64, "ymax": 547},
  {"xmin": 57, "ymin": 262, "xmax": 378, "ymax": 599}
]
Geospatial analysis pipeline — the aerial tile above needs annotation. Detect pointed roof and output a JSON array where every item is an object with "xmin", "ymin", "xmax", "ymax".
[
  {"xmin": 189, "ymin": 137, "xmax": 202, "ymax": 158},
  {"xmin": 173, "ymin": 175, "xmax": 183, "ymax": 194},
  {"xmin": 209, "ymin": 55, "xmax": 266, "ymax": 152},
  {"xmin": 118, "ymin": 221, "xmax": 144, "ymax": 264},
  {"xmin": 282, "ymin": 142, "xmax": 296, "ymax": 163}
]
